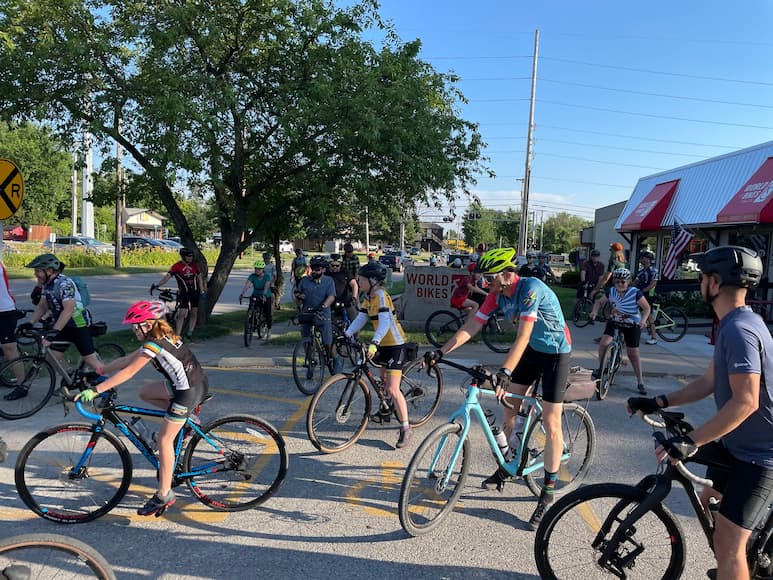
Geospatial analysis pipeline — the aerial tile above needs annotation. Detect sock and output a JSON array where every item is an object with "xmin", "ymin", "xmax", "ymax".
[
  {"xmin": 541, "ymin": 471, "xmax": 558, "ymax": 504},
  {"xmin": 401, "ymin": 421, "xmax": 410, "ymax": 430}
]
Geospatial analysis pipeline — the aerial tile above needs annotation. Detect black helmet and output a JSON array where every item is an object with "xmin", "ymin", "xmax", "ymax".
[
  {"xmin": 329, "ymin": 253, "xmax": 342, "ymax": 262},
  {"xmin": 179, "ymin": 248, "xmax": 194, "ymax": 258},
  {"xmin": 343, "ymin": 242, "xmax": 354, "ymax": 253},
  {"xmin": 590, "ymin": 249, "xmax": 601, "ymax": 257},
  {"xmin": 310, "ymin": 255, "xmax": 328, "ymax": 268},
  {"xmin": 693, "ymin": 246, "xmax": 763, "ymax": 290},
  {"xmin": 640, "ymin": 250, "xmax": 655, "ymax": 261},
  {"xmin": 26, "ymin": 253, "xmax": 62, "ymax": 270},
  {"xmin": 357, "ymin": 261, "xmax": 387, "ymax": 283}
]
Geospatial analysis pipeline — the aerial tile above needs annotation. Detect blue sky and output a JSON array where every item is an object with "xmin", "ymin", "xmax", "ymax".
[{"xmin": 372, "ymin": 0, "xmax": 773, "ymax": 223}]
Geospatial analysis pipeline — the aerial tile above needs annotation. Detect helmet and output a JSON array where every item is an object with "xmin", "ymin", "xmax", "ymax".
[
  {"xmin": 612, "ymin": 267, "xmax": 631, "ymax": 281},
  {"xmin": 467, "ymin": 263, "xmax": 476, "ymax": 273},
  {"xmin": 294, "ymin": 265, "xmax": 307, "ymax": 279},
  {"xmin": 329, "ymin": 253, "xmax": 342, "ymax": 263},
  {"xmin": 590, "ymin": 249, "xmax": 601, "ymax": 257},
  {"xmin": 26, "ymin": 253, "xmax": 62, "ymax": 270},
  {"xmin": 343, "ymin": 242, "xmax": 354, "ymax": 253},
  {"xmin": 610, "ymin": 242, "xmax": 623, "ymax": 252},
  {"xmin": 179, "ymin": 248, "xmax": 194, "ymax": 258},
  {"xmin": 640, "ymin": 250, "xmax": 655, "ymax": 261},
  {"xmin": 539, "ymin": 251, "xmax": 549, "ymax": 259},
  {"xmin": 367, "ymin": 252, "xmax": 375, "ymax": 259},
  {"xmin": 475, "ymin": 248, "xmax": 516, "ymax": 274},
  {"xmin": 477, "ymin": 242, "xmax": 487, "ymax": 252},
  {"xmin": 694, "ymin": 246, "xmax": 763, "ymax": 290},
  {"xmin": 357, "ymin": 261, "xmax": 388, "ymax": 283},
  {"xmin": 123, "ymin": 300, "xmax": 166, "ymax": 324},
  {"xmin": 452, "ymin": 258, "xmax": 462, "ymax": 267},
  {"xmin": 310, "ymin": 255, "xmax": 328, "ymax": 269},
  {"xmin": 253, "ymin": 260, "xmax": 265, "ymax": 269},
  {"xmin": 526, "ymin": 251, "xmax": 537, "ymax": 259}
]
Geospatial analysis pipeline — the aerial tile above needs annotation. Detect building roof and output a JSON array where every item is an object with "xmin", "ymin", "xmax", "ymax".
[{"xmin": 616, "ymin": 140, "xmax": 773, "ymax": 231}]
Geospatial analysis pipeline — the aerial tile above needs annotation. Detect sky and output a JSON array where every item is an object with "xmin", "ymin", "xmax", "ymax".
[{"xmin": 369, "ymin": 0, "xmax": 773, "ymax": 224}]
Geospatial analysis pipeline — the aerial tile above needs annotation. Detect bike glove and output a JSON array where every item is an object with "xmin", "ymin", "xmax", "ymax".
[
  {"xmin": 44, "ymin": 329, "xmax": 59, "ymax": 342},
  {"xmin": 627, "ymin": 396, "xmax": 660, "ymax": 415},
  {"xmin": 366, "ymin": 343, "xmax": 379, "ymax": 359},
  {"xmin": 16, "ymin": 322, "xmax": 32, "ymax": 334},
  {"xmin": 423, "ymin": 349, "xmax": 443, "ymax": 366},
  {"xmin": 150, "ymin": 284, "xmax": 158, "ymax": 294},
  {"xmin": 495, "ymin": 370, "xmax": 511, "ymax": 390},
  {"xmin": 78, "ymin": 388, "xmax": 99, "ymax": 403},
  {"xmin": 663, "ymin": 435, "xmax": 698, "ymax": 461}
]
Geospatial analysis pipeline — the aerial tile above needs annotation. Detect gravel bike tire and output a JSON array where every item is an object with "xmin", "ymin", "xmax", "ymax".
[
  {"xmin": 534, "ymin": 483, "xmax": 686, "ymax": 580},
  {"xmin": 522, "ymin": 403, "xmax": 596, "ymax": 497},
  {"xmin": 596, "ymin": 342, "xmax": 617, "ymax": 400},
  {"xmin": 291, "ymin": 336, "xmax": 326, "ymax": 396},
  {"xmin": 184, "ymin": 415, "xmax": 288, "ymax": 510},
  {"xmin": 400, "ymin": 359, "xmax": 443, "ymax": 428},
  {"xmin": 0, "ymin": 532, "xmax": 117, "ymax": 579},
  {"xmin": 94, "ymin": 343, "xmax": 125, "ymax": 365},
  {"xmin": 0, "ymin": 355, "xmax": 56, "ymax": 420},
  {"xmin": 656, "ymin": 306, "xmax": 688, "ymax": 342},
  {"xmin": 306, "ymin": 374, "xmax": 370, "ymax": 453},
  {"xmin": 398, "ymin": 422, "xmax": 471, "ymax": 537},
  {"xmin": 481, "ymin": 313, "xmax": 517, "ymax": 353},
  {"xmin": 243, "ymin": 308, "xmax": 254, "ymax": 347},
  {"xmin": 573, "ymin": 298, "xmax": 593, "ymax": 328},
  {"xmin": 256, "ymin": 310, "xmax": 268, "ymax": 340},
  {"xmin": 15, "ymin": 424, "xmax": 132, "ymax": 523},
  {"xmin": 424, "ymin": 310, "xmax": 462, "ymax": 348}
]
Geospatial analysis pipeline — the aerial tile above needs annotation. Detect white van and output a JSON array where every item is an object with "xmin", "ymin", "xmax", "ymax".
[{"xmin": 279, "ymin": 240, "xmax": 294, "ymax": 253}]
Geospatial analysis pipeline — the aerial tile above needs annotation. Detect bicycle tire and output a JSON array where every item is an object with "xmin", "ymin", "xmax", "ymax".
[
  {"xmin": 656, "ymin": 306, "xmax": 688, "ymax": 342},
  {"xmin": 256, "ymin": 310, "xmax": 268, "ymax": 340},
  {"xmin": 481, "ymin": 313, "xmax": 518, "ymax": 353},
  {"xmin": 15, "ymin": 424, "xmax": 132, "ymax": 523},
  {"xmin": 183, "ymin": 414, "xmax": 288, "ymax": 510},
  {"xmin": 94, "ymin": 343, "xmax": 126, "ymax": 366},
  {"xmin": 0, "ymin": 532, "xmax": 116, "ymax": 579},
  {"xmin": 522, "ymin": 403, "xmax": 596, "ymax": 497},
  {"xmin": 424, "ymin": 310, "xmax": 462, "ymax": 348},
  {"xmin": 291, "ymin": 337, "xmax": 326, "ymax": 395},
  {"xmin": 0, "ymin": 355, "xmax": 56, "ymax": 420},
  {"xmin": 398, "ymin": 422, "xmax": 471, "ymax": 537},
  {"xmin": 596, "ymin": 342, "xmax": 616, "ymax": 400},
  {"xmin": 534, "ymin": 483, "xmax": 686, "ymax": 579},
  {"xmin": 400, "ymin": 359, "xmax": 443, "ymax": 428},
  {"xmin": 243, "ymin": 308, "xmax": 254, "ymax": 347},
  {"xmin": 306, "ymin": 374, "xmax": 370, "ymax": 453},
  {"xmin": 572, "ymin": 298, "xmax": 593, "ymax": 328}
]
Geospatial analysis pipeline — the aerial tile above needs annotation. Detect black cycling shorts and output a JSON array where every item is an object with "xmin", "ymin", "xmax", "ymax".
[
  {"xmin": 510, "ymin": 346, "xmax": 571, "ymax": 404},
  {"xmin": 603, "ymin": 320, "xmax": 642, "ymax": 348},
  {"xmin": 163, "ymin": 382, "xmax": 207, "ymax": 423},
  {"xmin": 178, "ymin": 287, "xmax": 200, "ymax": 310},
  {"xmin": 50, "ymin": 326, "xmax": 96, "ymax": 357},
  {"xmin": 0, "ymin": 310, "xmax": 18, "ymax": 344},
  {"xmin": 373, "ymin": 344, "xmax": 410, "ymax": 371}
]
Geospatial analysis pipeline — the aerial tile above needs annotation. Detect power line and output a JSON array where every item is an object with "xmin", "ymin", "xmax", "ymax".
[
  {"xmin": 534, "ymin": 151, "xmax": 667, "ymax": 170},
  {"xmin": 535, "ymin": 125, "xmax": 740, "ymax": 149},
  {"xmin": 533, "ymin": 139, "xmax": 708, "ymax": 158}
]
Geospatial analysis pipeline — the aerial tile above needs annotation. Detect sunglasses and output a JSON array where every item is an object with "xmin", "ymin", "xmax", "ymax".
[
  {"xmin": 311, "ymin": 267, "xmax": 324, "ymax": 271},
  {"xmin": 329, "ymin": 264, "xmax": 341, "ymax": 268},
  {"xmin": 483, "ymin": 273, "xmax": 499, "ymax": 283}
]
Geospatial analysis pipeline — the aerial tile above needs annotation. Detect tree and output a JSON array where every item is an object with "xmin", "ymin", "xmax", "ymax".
[
  {"xmin": 540, "ymin": 212, "xmax": 591, "ymax": 254},
  {"xmin": 0, "ymin": 0, "xmax": 488, "ymax": 314}
]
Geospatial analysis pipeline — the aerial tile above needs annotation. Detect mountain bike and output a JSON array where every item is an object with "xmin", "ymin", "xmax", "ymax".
[
  {"xmin": 573, "ymin": 283, "xmax": 610, "ymax": 328},
  {"xmin": 0, "ymin": 326, "xmax": 125, "ymax": 420},
  {"xmin": 306, "ymin": 341, "xmax": 443, "ymax": 453},
  {"xmin": 534, "ymin": 409, "xmax": 773, "ymax": 580},
  {"xmin": 240, "ymin": 294, "xmax": 268, "ymax": 346},
  {"xmin": 424, "ymin": 306, "xmax": 518, "ymax": 353},
  {"xmin": 398, "ymin": 357, "xmax": 596, "ymax": 536},
  {"xmin": 0, "ymin": 533, "xmax": 116, "ymax": 579},
  {"xmin": 149, "ymin": 285, "xmax": 179, "ymax": 326},
  {"xmin": 648, "ymin": 298, "xmax": 689, "ymax": 342},
  {"xmin": 14, "ymin": 379, "xmax": 288, "ymax": 523},
  {"xmin": 596, "ymin": 321, "xmax": 627, "ymax": 400}
]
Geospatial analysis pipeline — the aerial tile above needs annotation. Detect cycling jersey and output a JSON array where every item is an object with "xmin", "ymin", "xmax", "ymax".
[
  {"xmin": 634, "ymin": 265, "xmax": 658, "ymax": 296},
  {"xmin": 582, "ymin": 260, "xmax": 604, "ymax": 288},
  {"xmin": 168, "ymin": 261, "xmax": 202, "ymax": 292},
  {"xmin": 518, "ymin": 263, "xmax": 541, "ymax": 278},
  {"xmin": 247, "ymin": 272, "xmax": 272, "ymax": 297},
  {"xmin": 141, "ymin": 336, "xmax": 209, "ymax": 393},
  {"xmin": 606, "ymin": 286, "xmax": 644, "ymax": 324},
  {"xmin": 347, "ymin": 288, "xmax": 406, "ymax": 347},
  {"xmin": 476, "ymin": 277, "xmax": 571, "ymax": 354},
  {"xmin": 43, "ymin": 273, "xmax": 91, "ymax": 328}
]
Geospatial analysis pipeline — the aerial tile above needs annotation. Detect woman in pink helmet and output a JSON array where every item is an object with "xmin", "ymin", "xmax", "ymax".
[{"xmin": 76, "ymin": 299, "xmax": 209, "ymax": 517}]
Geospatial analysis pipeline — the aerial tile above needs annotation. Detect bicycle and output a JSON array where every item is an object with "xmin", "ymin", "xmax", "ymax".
[
  {"xmin": 398, "ymin": 357, "xmax": 596, "ymax": 536},
  {"xmin": 648, "ymin": 298, "xmax": 689, "ymax": 342},
  {"xmin": 573, "ymin": 283, "xmax": 610, "ymax": 328},
  {"xmin": 595, "ymin": 321, "xmax": 628, "ymax": 400},
  {"xmin": 533, "ymin": 408, "xmax": 773, "ymax": 579},
  {"xmin": 0, "ymin": 533, "xmax": 116, "ymax": 579},
  {"xmin": 0, "ymin": 326, "xmax": 125, "ymax": 420},
  {"xmin": 306, "ymin": 341, "xmax": 443, "ymax": 453},
  {"xmin": 149, "ymin": 285, "xmax": 180, "ymax": 326},
  {"xmin": 14, "ymin": 378, "xmax": 288, "ymax": 523},
  {"xmin": 240, "ymin": 294, "xmax": 269, "ymax": 346},
  {"xmin": 424, "ymin": 306, "xmax": 518, "ymax": 354}
]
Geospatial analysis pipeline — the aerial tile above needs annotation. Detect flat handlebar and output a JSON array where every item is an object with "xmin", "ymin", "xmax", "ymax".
[{"xmin": 642, "ymin": 412, "xmax": 713, "ymax": 488}]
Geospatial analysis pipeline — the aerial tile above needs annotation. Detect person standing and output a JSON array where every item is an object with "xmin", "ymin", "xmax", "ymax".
[
  {"xmin": 262, "ymin": 251, "xmax": 280, "ymax": 311},
  {"xmin": 634, "ymin": 250, "xmax": 659, "ymax": 345},
  {"xmin": 341, "ymin": 242, "xmax": 361, "ymax": 280},
  {"xmin": 0, "ymin": 257, "xmax": 24, "ymax": 389},
  {"xmin": 518, "ymin": 251, "xmax": 541, "ymax": 278},
  {"xmin": 153, "ymin": 248, "xmax": 207, "ymax": 340}
]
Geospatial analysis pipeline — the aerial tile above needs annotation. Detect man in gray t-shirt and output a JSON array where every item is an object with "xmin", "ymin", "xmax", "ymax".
[{"xmin": 294, "ymin": 256, "xmax": 336, "ymax": 358}]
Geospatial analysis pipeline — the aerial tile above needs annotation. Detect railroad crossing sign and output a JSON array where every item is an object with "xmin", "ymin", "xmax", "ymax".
[{"xmin": 0, "ymin": 159, "xmax": 24, "ymax": 220}]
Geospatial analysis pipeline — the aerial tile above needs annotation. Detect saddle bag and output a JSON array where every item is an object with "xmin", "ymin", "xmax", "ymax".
[{"xmin": 563, "ymin": 366, "xmax": 597, "ymax": 401}]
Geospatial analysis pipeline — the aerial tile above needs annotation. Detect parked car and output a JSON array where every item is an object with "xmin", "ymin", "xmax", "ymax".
[
  {"xmin": 279, "ymin": 240, "xmax": 294, "ymax": 253},
  {"xmin": 159, "ymin": 239, "xmax": 184, "ymax": 250},
  {"xmin": 121, "ymin": 235, "xmax": 170, "ymax": 251},
  {"xmin": 43, "ymin": 236, "xmax": 114, "ymax": 255},
  {"xmin": 408, "ymin": 246, "xmax": 420, "ymax": 255},
  {"xmin": 379, "ymin": 253, "xmax": 403, "ymax": 272}
]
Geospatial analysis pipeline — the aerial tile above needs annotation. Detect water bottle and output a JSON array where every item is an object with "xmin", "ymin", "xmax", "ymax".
[
  {"xmin": 509, "ymin": 409, "xmax": 528, "ymax": 448},
  {"xmin": 484, "ymin": 408, "xmax": 496, "ymax": 427},
  {"xmin": 129, "ymin": 416, "xmax": 157, "ymax": 451},
  {"xmin": 492, "ymin": 425, "xmax": 511, "ymax": 462}
]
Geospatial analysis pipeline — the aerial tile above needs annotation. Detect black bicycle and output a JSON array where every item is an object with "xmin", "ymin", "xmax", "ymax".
[
  {"xmin": 149, "ymin": 285, "xmax": 179, "ymax": 326},
  {"xmin": 595, "ymin": 321, "xmax": 627, "ymax": 400},
  {"xmin": 0, "ymin": 533, "xmax": 116, "ymax": 579},
  {"xmin": 573, "ymin": 283, "xmax": 610, "ymax": 328},
  {"xmin": 240, "ymin": 295, "xmax": 269, "ymax": 346},
  {"xmin": 424, "ymin": 306, "xmax": 517, "ymax": 353},
  {"xmin": 534, "ymin": 409, "xmax": 773, "ymax": 579}
]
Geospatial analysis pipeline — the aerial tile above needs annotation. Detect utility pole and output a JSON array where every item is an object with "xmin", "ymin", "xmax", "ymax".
[
  {"xmin": 115, "ymin": 130, "xmax": 123, "ymax": 268},
  {"xmin": 71, "ymin": 147, "xmax": 78, "ymax": 236},
  {"xmin": 364, "ymin": 206, "xmax": 370, "ymax": 252},
  {"xmin": 519, "ymin": 29, "xmax": 539, "ymax": 255}
]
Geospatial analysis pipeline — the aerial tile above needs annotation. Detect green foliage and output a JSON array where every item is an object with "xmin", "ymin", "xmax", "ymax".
[
  {"xmin": 560, "ymin": 269, "xmax": 580, "ymax": 286},
  {"xmin": 540, "ymin": 213, "xmax": 592, "ymax": 254}
]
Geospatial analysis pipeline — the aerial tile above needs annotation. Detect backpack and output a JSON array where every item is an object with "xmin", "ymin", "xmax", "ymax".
[{"xmin": 70, "ymin": 276, "xmax": 91, "ymax": 307}]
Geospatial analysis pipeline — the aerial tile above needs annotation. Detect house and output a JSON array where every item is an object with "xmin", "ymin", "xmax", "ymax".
[{"xmin": 123, "ymin": 208, "xmax": 167, "ymax": 238}]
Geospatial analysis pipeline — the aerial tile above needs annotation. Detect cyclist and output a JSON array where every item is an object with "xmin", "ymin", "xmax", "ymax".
[
  {"xmin": 450, "ymin": 262, "xmax": 488, "ymax": 316},
  {"xmin": 634, "ymin": 250, "xmax": 659, "ymax": 345},
  {"xmin": 0, "ymin": 256, "xmax": 23, "ymax": 387},
  {"xmin": 628, "ymin": 246, "xmax": 772, "ymax": 580},
  {"xmin": 591, "ymin": 243, "xmax": 628, "ymax": 342},
  {"xmin": 239, "ymin": 260, "xmax": 273, "ymax": 341},
  {"xmin": 294, "ymin": 256, "xmax": 337, "ymax": 372},
  {"xmin": 262, "ymin": 252, "xmax": 280, "ymax": 311},
  {"xmin": 344, "ymin": 261, "xmax": 413, "ymax": 449},
  {"xmin": 537, "ymin": 252, "xmax": 556, "ymax": 284},
  {"xmin": 14, "ymin": 254, "xmax": 103, "ymax": 402},
  {"xmin": 77, "ymin": 299, "xmax": 209, "ymax": 517},
  {"xmin": 471, "ymin": 242, "xmax": 487, "ymax": 263},
  {"xmin": 518, "ymin": 251, "xmax": 541, "ymax": 278},
  {"xmin": 341, "ymin": 242, "xmax": 361, "ymax": 280},
  {"xmin": 578, "ymin": 248, "xmax": 604, "ymax": 300},
  {"xmin": 425, "ymin": 247, "xmax": 572, "ymax": 529},
  {"xmin": 589, "ymin": 267, "xmax": 650, "ymax": 395},
  {"xmin": 290, "ymin": 248, "xmax": 308, "ymax": 291},
  {"xmin": 326, "ymin": 253, "xmax": 359, "ymax": 324},
  {"xmin": 153, "ymin": 248, "xmax": 207, "ymax": 340}
]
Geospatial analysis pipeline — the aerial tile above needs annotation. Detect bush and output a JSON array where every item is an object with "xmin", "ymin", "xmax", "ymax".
[{"xmin": 560, "ymin": 269, "xmax": 580, "ymax": 286}]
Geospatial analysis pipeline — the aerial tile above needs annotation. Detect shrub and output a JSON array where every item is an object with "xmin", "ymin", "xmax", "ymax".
[{"xmin": 560, "ymin": 269, "xmax": 580, "ymax": 286}]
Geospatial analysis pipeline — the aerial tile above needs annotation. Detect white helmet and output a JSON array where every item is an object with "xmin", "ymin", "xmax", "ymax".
[{"xmin": 453, "ymin": 258, "xmax": 462, "ymax": 267}]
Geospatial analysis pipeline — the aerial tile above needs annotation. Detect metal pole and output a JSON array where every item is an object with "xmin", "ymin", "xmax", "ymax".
[
  {"xmin": 519, "ymin": 29, "xmax": 539, "ymax": 255},
  {"xmin": 115, "ymin": 130, "xmax": 123, "ymax": 268},
  {"xmin": 365, "ymin": 206, "xmax": 370, "ymax": 252},
  {"xmin": 71, "ymin": 147, "xmax": 78, "ymax": 236}
]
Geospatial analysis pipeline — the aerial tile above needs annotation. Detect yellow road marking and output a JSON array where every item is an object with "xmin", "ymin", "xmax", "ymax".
[
  {"xmin": 345, "ymin": 460, "xmax": 406, "ymax": 517},
  {"xmin": 212, "ymin": 386, "xmax": 304, "ymax": 407}
]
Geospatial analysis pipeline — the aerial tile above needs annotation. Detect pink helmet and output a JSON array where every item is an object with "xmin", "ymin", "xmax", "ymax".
[{"xmin": 123, "ymin": 300, "xmax": 166, "ymax": 324}]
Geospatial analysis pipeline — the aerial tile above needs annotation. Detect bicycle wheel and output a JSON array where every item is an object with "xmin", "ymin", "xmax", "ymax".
[
  {"xmin": 424, "ymin": 310, "xmax": 462, "ymax": 348},
  {"xmin": 0, "ymin": 533, "xmax": 116, "ymax": 579},
  {"xmin": 656, "ymin": 307, "xmax": 688, "ymax": 342},
  {"xmin": 398, "ymin": 422, "xmax": 471, "ymax": 537},
  {"xmin": 572, "ymin": 298, "xmax": 593, "ymax": 328},
  {"xmin": 522, "ymin": 403, "xmax": 596, "ymax": 497},
  {"xmin": 183, "ymin": 415, "xmax": 288, "ymax": 510},
  {"xmin": 14, "ymin": 424, "xmax": 132, "ymax": 523},
  {"xmin": 243, "ymin": 308, "xmax": 254, "ymax": 347},
  {"xmin": 256, "ymin": 310, "xmax": 268, "ymax": 340},
  {"xmin": 291, "ymin": 337, "xmax": 326, "ymax": 395},
  {"xmin": 306, "ymin": 374, "xmax": 370, "ymax": 453},
  {"xmin": 482, "ymin": 313, "xmax": 518, "ymax": 353},
  {"xmin": 0, "ymin": 355, "xmax": 56, "ymax": 420},
  {"xmin": 94, "ymin": 343, "xmax": 125, "ymax": 366},
  {"xmin": 534, "ymin": 483, "xmax": 686, "ymax": 579},
  {"xmin": 596, "ymin": 343, "xmax": 616, "ymax": 400},
  {"xmin": 400, "ymin": 359, "xmax": 443, "ymax": 428}
]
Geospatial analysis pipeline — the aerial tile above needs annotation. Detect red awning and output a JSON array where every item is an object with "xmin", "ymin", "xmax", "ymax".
[
  {"xmin": 619, "ymin": 179, "xmax": 680, "ymax": 231},
  {"xmin": 717, "ymin": 157, "xmax": 773, "ymax": 224}
]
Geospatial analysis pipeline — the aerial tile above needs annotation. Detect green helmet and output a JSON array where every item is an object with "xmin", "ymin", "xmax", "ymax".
[
  {"xmin": 253, "ymin": 260, "xmax": 265, "ymax": 269},
  {"xmin": 26, "ymin": 253, "xmax": 62, "ymax": 271},
  {"xmin": 474, "ymin": 248, "xmax": 516, "ymax": 274}
]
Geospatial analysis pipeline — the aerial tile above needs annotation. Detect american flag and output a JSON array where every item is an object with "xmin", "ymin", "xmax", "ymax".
[{"xmin": 662, "ymin": 220, "xmax": 694, "ymax": 280}]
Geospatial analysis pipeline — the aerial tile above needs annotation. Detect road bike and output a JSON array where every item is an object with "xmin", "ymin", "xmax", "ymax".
[
  {"xmin": 424, "ymin": 306, "xmax": 518, "ymax": 353},
  {"xmin": 149, "ymin": 285, "xmax": 179, "ymax": 326},
  {"xmin": 398, "ymin": 357, "xmax": 596, "ymax": 536},
  {"xmin": 14, "ymin": 378, "xmax": 288, "ymax": 523},
  {"xmin": 573, "ymin": 283, "xmax": 610, "ymax": 328},
  {"xmin": 648, "ymin": 298, "xmax": 689, "ymax": 342},
  {"xmin": 0, "ymin": 533, "xmax": 116, "ymax": 579},
  {"xmin": 306, "ymin": 341, "xmax": 443, "ymax": 453},
  {"xmin": 533, "ymin": 408, "xmax": 773, "ymax": 579},
  {"xmin": 240, "ymin": 294, "xmax": 269, "ymax": 346},
  {"xmin": 0, "ymin": 327, "xmax": 125, "ymax": 420},
  {"xmin": 595, "ymin": 321, "xmax": 628, "ymax": 400}
]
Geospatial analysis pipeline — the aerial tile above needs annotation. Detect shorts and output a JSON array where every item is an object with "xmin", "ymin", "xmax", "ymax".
[
  {"xmin": 50, "ymin": 326, "xmax": 95, "ymax": 357},
  {"xmin": 603, "ymin": 320, "xmax": 641, "ymax": 348},
  {"xmin": 301, "ymin": 318, "xmax": 333, "ymax": 346},
  {"xmin": 373, "ymin": 344, "xmax": 410, "ymax": 371},
  {"xmin": 450, "ymin": 294, "xmax": 469, "ymax": 310},
  {"xmin": 703, "ymin": 443, "xmax": 773, "ymax": 530},
  {"xmin": 510, "ymin": 346, "xmax": 571, "ymax": 403},
  {"xmin": 0, "ymin": 310, "xmax": 19, "ymax": 344},
  {"xmin": 178, "ymin": 287, "xmax": 200, "ymax": 310},
  {"xmin": 163, "ymin": 382, "xmax": 207, "ymax": 423}
]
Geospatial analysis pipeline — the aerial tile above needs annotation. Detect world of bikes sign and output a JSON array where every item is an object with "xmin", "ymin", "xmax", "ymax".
[{"xmin": 401, "ymin": 266, "xmax": 465, "ymax": 328}]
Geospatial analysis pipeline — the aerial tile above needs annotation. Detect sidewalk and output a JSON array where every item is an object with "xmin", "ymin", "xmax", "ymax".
[{"xmin": 189, "ymin": 318, "xmax": 715, "ymax": 380}]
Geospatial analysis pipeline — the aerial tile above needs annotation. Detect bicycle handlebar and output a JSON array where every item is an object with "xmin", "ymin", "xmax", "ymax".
[
  {"xmin": 642, "ymin": 413, "xmax": 714, "ymax": 488},
  {"xmin": 150, "ymin": 286, "xmax": 178, "ymax": 302},
  {"xmin": 433, "ymin": 357, "xmax": 515, "ymax": 408}
]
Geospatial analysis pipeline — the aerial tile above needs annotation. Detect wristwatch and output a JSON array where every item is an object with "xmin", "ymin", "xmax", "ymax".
[{"xmin": 499, "ymin": 367, "xmax": 512, "ymax": 378}]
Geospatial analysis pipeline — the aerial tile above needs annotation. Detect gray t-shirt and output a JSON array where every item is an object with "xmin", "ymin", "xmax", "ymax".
[
  {"xmin": 296, "ymin": 274, "xmax": 336, "ymax": 317},
  {"xmin": 714, "ymin": 306, "xmax": 773, "ymax": 467}
]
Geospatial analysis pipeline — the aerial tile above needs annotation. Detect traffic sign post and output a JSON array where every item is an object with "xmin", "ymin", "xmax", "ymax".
[{"xmin": 0, "ymin": 159, "xmax": 24, "ymax": 220}]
